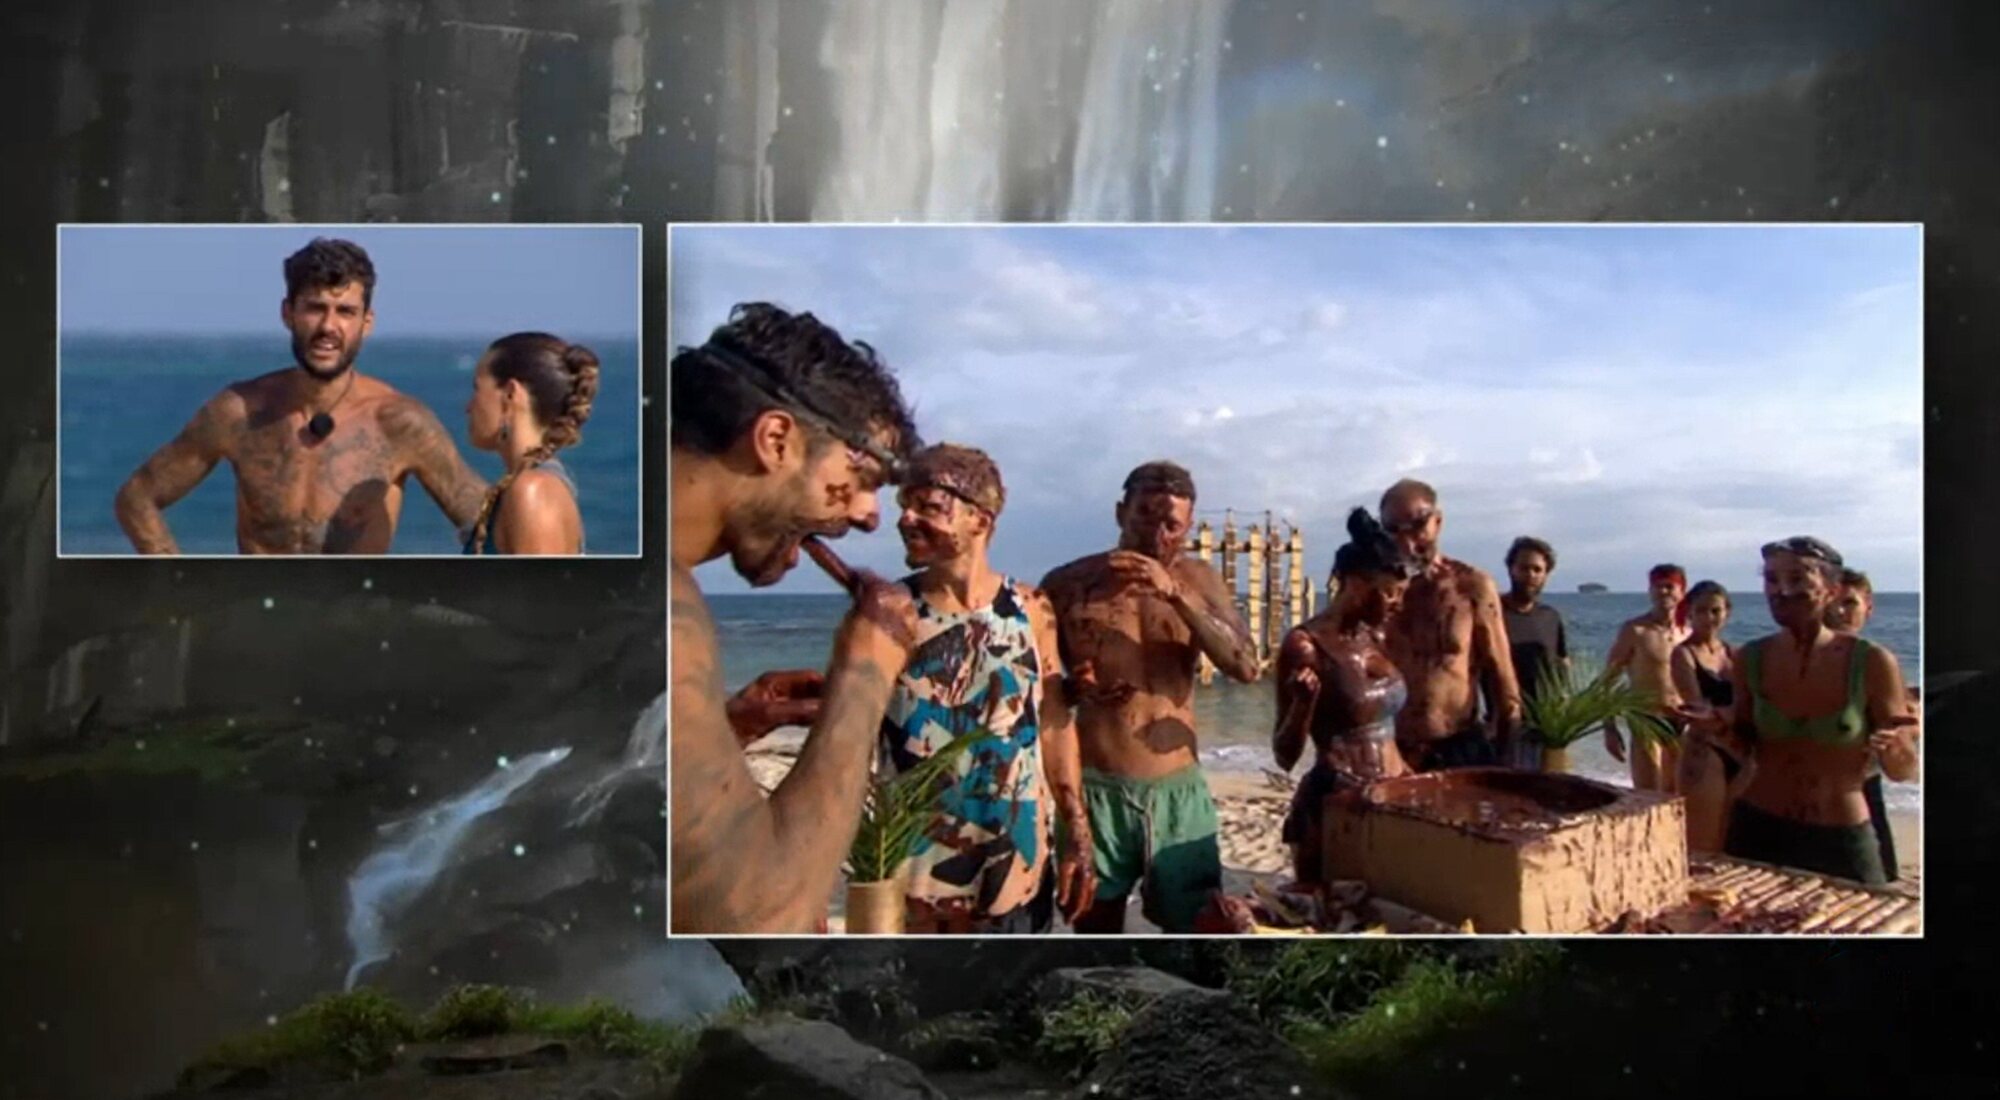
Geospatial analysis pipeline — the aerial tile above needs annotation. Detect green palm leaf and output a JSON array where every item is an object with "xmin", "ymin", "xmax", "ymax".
[
  {"xmin": 846, "ymin": 726, "xmax": 992, "ymax": 883},
  {"xmin": 1522, "ymin": 654, "xmax": 1673, "ymax": 751}
]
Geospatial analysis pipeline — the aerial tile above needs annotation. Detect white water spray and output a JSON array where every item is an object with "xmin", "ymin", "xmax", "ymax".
[
  {"xmin": 343, "ymin": 746, "xmax": 572, "ymax": 989},
  {"xmin": 802, "ymin": 0, "xmax": 1233, "ymax": 220},
  {"xmin": 567, "ymin": 692, "xmax": 665, "ymax": 827}
]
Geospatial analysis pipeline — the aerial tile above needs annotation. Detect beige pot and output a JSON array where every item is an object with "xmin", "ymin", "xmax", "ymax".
[
  {"xmin": 1542, "ymin": 746, "xmax": 1571, "ymax": 774},
  {"xmin": 844, "ymin": 875, "xmax": 908, "ymax": 934}
]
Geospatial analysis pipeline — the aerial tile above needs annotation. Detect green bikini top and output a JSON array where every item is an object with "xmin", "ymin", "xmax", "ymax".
[{"xmin": 1743, "ymin": 636, "xmax": 1872, "ymax": 746}]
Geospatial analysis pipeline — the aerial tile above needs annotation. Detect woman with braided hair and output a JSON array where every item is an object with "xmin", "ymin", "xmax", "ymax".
[{"xmin": 462, "ymin": 331, "xmax": 599, "ymax": 555}]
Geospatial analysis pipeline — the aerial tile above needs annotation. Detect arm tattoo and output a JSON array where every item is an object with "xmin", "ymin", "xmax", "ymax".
[
  {"xmin": 382, "ymin": 398, "xmax": 489, "ymax": 529},
  {"xmin": 116, "ymin": 394, "xmax": 233, "ymax": 554}
]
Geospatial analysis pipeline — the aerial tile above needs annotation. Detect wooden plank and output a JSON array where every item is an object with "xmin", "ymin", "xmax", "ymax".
[
  {"xmin": 1736, "ymin": 874, "xmax": 1799, "ymax": 906},
  {"xmin": 1849, "ymin": 897, "xmax": 1917, "ymax": 934},
  {"xmin": 1797, "ymin": 891, "xmax": 1878, "ymax": 932},
  {"xmin": 1755, "ymin": 879, "xmax": 1826, "ymax": 913},
  {"xmin": 1874, "ymin": 901, "xmax": 1923, "ymax": 935},
  {"xmin": 1824, "ymin": 894, "xmax": 1906, "ymax": 934}
]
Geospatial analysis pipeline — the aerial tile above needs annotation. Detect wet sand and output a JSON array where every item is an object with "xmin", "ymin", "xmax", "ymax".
[{"xmin": 739, "ymin": 732, "xmax": 1922, "ymax": 931}]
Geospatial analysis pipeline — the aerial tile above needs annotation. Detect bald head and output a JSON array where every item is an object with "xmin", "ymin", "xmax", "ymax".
[
  {"xmin": 1380, "ymin": 479, "xmax": 1443, "ymax": 566},
  {"xmin": 1381, "ymin": 478, "xmax": 1437, "ymax": 514}
]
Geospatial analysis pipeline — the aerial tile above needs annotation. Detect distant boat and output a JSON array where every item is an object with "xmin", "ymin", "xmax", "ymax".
[{"xmin": 1578, "ymin": 583, "xmax": 1608, "ymax": 594}]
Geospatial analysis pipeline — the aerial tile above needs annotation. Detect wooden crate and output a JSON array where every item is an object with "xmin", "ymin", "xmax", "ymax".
[{"xmin": 1325, "ymin": 768, "xmax": 1687, "ymax": 933}]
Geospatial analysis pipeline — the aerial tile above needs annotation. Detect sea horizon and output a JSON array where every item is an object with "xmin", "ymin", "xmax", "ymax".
[
  {"xmin": 702, "ymin": 589, "xmax": 1923, "ymax": 814},
  {"xmin": 58, "ymin": 333, "xmax": 642, "ymax": 556}
]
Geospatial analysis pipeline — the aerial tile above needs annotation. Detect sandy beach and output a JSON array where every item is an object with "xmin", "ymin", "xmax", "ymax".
[{"xmin": 741, "ymin": 730, "xmax": 1922, "ymax": 931}]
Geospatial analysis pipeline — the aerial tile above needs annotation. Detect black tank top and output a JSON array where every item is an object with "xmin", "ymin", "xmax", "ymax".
[{"xmin": 1693, "ymin": 658, "xmax": 1733, "ymax": 708}]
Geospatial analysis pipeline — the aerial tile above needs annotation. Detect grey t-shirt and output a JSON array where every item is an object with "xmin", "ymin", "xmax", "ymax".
[{"xmin": 1502, "ymin": 601, "xmax": 1568, "ymax": 702}]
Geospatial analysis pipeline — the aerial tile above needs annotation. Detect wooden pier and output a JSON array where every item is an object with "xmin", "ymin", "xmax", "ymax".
[{"xmin": 1189, "ymin": 510, "xmax": 1328, "ymax": 683}]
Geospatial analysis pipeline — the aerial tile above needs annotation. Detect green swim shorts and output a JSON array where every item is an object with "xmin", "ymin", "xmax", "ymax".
[{"xmin": 1083, "ymin": 764, "xmax": 1223, "ymax": 933}]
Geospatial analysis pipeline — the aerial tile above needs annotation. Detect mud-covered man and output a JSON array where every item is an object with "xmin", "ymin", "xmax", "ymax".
[
  {"xmin": 1041, "ymin": 462, "xmax": 1259, "ymax": 933},
  {"xmin": 1378, "ymin": 479, "xmax": 1523, "ymax": 770},
  {"xmin": 668, "ymin": 302, "xmax": 922, "ymax": 934},
  {"xmin": 879, "ymin": 444, "xmax": 1094, "ymax": 933},
  {"xmin": 115, "ymin": 238, "xmax": 488, "ymax": 554}
]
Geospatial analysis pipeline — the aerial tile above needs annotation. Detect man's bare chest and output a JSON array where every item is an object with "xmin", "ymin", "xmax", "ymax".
[
  {"xmin": 1396, "ymin": 580, "xmax": 1475, "ymax": 653},
  {"xmin": 229, "ymin": 422, "xmax": 404, "ymax": 504},
  {"xmin": 1059, "ymin": 592, "xmax": 1191, "ymax": 654}
]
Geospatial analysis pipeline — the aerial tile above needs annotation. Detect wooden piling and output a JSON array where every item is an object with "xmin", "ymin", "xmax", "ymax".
[
  {"xmin": 1221, "ymin": 510, "xmax": 1238, "ymax": 611},
  {"xmin": 1195, "ymin": 521, "xmax": 1216, "ymax": 685},
  {"xmin": 1287, "ymin": 525, "xmax": 1305, "ymax": 636},
  {"xmin": 1263, "ymin": 514, "xmax": 1282, "ymax": 659},
  {"xmin": 1246, "ymin": 521, "xmax": 1266, "ymax": 667}
]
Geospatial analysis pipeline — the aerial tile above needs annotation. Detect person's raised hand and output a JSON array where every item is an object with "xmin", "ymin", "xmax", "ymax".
[
  {"xmin": 1105, "ymin": 550, "xmax": 1182, "ymax": 602},
  {"xmin": 726, "ymin": 669, "xmax": 824, "ymax": 747}
]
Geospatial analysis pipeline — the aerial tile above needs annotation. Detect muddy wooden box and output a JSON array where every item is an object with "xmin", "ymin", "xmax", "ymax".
[{"xmin": 1325, "ymin": 768, "xmax": 1686, "ymax": 933}]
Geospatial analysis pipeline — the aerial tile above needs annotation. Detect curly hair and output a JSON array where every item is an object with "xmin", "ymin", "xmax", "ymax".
[
  {"xmin": 1506, "ymin": 536, "xmax": 1556, "ymax": 571},
  {"xmin": 671, "ymin": 301, "xmax": 920, "ymax": 462},
  {"xmin": 283, "ymin": 238, "xmax": 376, "ymax": 306},
  {"xmin": 467, "ymin": 332, "xmax": 599, "ymax": 554}
]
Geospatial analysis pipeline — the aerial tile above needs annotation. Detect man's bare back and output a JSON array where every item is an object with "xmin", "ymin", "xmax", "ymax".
[
  {"xmin": 1041, "ymin": 551, "xmax": 1252, "ymax": 780},
  {"xmin": 1384, "ymin": 556, "xmax": 1517, "ymax": 755},
  {"xmin": 116, "ymin": 368, "xmax": 486, "ymax": 554}
]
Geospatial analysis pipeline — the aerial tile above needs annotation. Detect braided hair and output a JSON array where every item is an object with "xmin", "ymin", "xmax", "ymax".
[{"xmin": 469, "ymin": 332, "xmax": 600, "ymax": 554}]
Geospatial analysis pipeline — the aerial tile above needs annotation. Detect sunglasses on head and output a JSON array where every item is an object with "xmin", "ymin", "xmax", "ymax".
[
  {"xmin": 701, "ymin": 341, "xmax": 906, "ymax": 486},
  {"xmin": 1760, "ymin": 536, "xmax": 1843, "ymax": 568}
]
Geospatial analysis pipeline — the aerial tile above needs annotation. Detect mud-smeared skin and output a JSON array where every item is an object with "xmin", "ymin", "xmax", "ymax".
[
  {"xmin": 804, "ymin": 535, "xmax": 918, "ymax": 653},
  {"xmin": 803, "ymin": 534, "xmax": 857, "ymax": 592},
  {"xmin": 669, "ymin": 561, "xmax": 912, "ymax": 933},
  {"xmin": 115, "ymin": 369, "xmax": 487, "ymax": 555},
  {"xmin": 1383, "ymin": 556, "xmax": 1519, "ymax": 759},
  {"xmin": 1272, "ymin": 613, "xmax": 1412, "ymax": 883},
  {"xmin": 1274, "ymin": 616, "xmax": 1410, "ymax": 782},
  {"xmin": 1724, "ymin": 633, "xmax": 1915, "ymax": 827},
  {"xmin": 1040, "ymin": 550, "xmax": 1254, "ymax": 780},
  {"xmin": 1027, "ymin": 586, "xmax": 1095, "ymax": 921}
]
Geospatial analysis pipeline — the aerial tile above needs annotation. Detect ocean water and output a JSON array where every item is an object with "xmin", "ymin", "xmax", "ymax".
[
  {"xmin": 704, "ymin": 590, "xmax": 1922, "ymax": 813},
  {"xmin": 58, "ymin": 334, "xmax": 640, "ymax": 555}
]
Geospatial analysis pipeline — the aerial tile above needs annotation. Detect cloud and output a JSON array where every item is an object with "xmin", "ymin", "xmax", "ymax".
[{"xmin": 675, "ymin": 225, "xmax": 1921, "ymax": 593}]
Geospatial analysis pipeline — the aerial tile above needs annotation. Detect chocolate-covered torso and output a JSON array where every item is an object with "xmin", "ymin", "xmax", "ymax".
[
  {"xmin": 1043, "ymin": 551, "xmax": 1211, "ymax": 781},
  {"xmin": 1383, "ymin": 556, "xmax": 1485, "ymax": 747}
]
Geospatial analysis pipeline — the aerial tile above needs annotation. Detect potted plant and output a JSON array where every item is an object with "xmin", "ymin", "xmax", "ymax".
[
  {"xmin": 1522, "ymin": 655, "xmax": 1672, "ymax": 774},
  {"xmin": 843, "ymin": 728, "xmax": 989, "ymax": 933}
]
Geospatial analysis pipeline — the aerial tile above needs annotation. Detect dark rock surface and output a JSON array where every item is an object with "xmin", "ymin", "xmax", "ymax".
[{"xmin": 671, "ymin": 1016, "xmax": 948, "ymax": 1100}]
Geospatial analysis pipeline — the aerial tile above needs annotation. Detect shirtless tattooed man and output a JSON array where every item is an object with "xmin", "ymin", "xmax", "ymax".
[
  {"xmin": 1041, "ymin": 462, "xmax": 1259, "ymax": 933},
  {"xmin": 1378, "ymin": 479, "xmax": 1523, "ymax": 771},
  {"xmin": 115, "ymin": 238, "xmax": 488, "ymax": 554},
  {"xmin": 668, "ymin": 303, "xmax": 922, "ymax": 934}
]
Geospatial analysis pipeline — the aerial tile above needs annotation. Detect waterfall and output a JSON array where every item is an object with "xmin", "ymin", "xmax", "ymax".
[
  {"xmin": 1067, "ymin": 0, "xmax": 1229, "ymax": 220},
  {"xmin": 343, "ymin": 746, "xmax": 572, "ymax": 990},
  {"xmin": 799, "ymin": 0, "xmax": 1233, "ymax": 220},
  {"xmin": 567, "ymin": 691, "xmax": 665, "ymax": 827},
  {"xmin": 809, "ymin": 1, "xmax": 943, "ymax": 219}
]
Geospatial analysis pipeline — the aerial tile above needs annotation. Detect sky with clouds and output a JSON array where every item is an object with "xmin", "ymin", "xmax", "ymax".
[
  {"xmin": 672, "ymin": 224, "xmax": 1920, "ymax": 595},
  {"xmin": 60, "ymin": 225, "xmax": 640, "ymax": 338}
]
